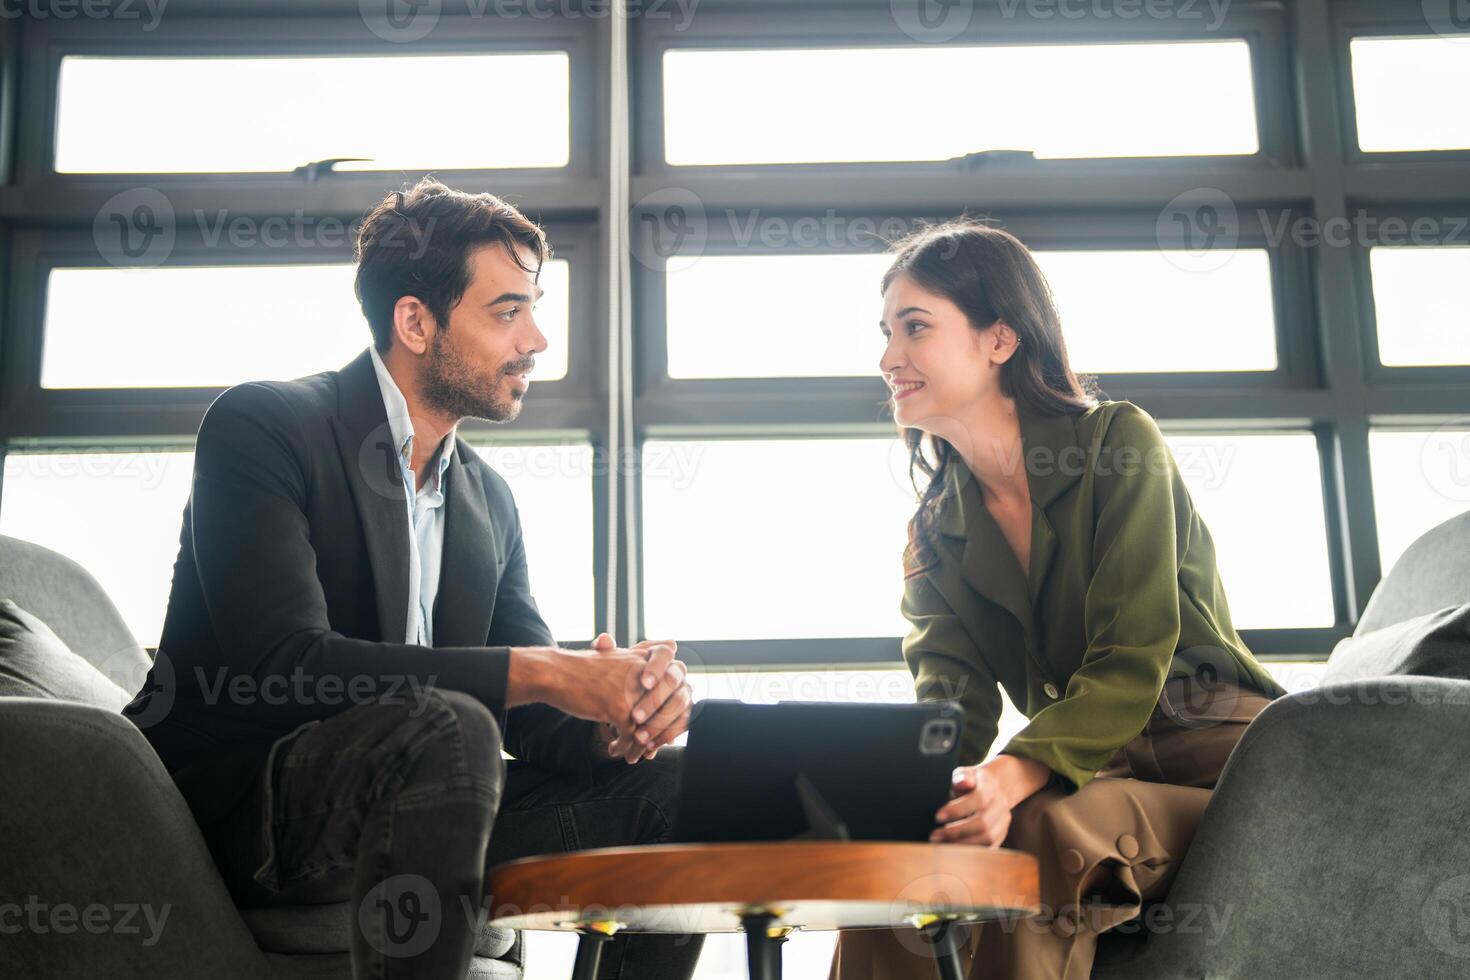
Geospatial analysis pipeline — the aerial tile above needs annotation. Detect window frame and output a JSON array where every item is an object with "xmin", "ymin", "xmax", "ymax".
[
  {"xmin": 1350, "ymin": 208, "xmax": 1470, "ymax": 382},
  {"xmin": 2, "ymin": 0, "xmax": 1466, "ymax": 670},
  {"xmin": 1332, "ymin": 2, "xmax": 1470, "ymax": 165}
]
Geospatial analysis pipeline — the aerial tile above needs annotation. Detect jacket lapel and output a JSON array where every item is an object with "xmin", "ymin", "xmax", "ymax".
[
  {"xmin": 331, "ymin": 347, "xmax": 503, "ymax": 649},
  {"xmin": 432, "ymin": 444, "xmax": 500, "ymax": 648},
  {"xmin": 332, "ymin": 348, "xmax": 411, "ymax": 645},
  {"xmin": 935, "ymin": 404, "xmax": 1083, "ymax": 633}
]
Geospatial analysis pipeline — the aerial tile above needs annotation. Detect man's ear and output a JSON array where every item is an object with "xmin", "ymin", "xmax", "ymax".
[{"xmin": 392, "ymin": 296, "xmax": 433, "ymax": 356}]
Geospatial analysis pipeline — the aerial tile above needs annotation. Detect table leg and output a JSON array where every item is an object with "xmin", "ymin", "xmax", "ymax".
[
  {"xmin": 741, "ymin": 913, "xmax": 787, "ymax": 980},
  {"xmin": 922, "ymin": 919, "xmax": 965, "ymax": 980},
  {"xmin": 571, "ymin": 928, "xmax": 612, "ymax": 980}
]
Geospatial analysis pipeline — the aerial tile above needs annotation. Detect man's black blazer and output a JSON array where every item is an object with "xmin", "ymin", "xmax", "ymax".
[{"xmin": 124, "ymin": 347, "xmax": 607, "ymax": 825}]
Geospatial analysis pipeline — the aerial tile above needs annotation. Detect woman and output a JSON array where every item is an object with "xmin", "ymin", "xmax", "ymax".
[{"xmin": 829, "ymin": 221, "xmax": 1287, "ymax": 980}]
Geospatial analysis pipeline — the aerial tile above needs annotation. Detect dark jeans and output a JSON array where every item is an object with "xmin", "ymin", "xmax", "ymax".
[{"xmin": 200, "ymin": 688, "xmax": 704, "ymax": 979}]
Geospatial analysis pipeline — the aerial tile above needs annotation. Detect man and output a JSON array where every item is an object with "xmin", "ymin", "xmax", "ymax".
[{"xmin": 123, "ymin": 177, "xmax": 702, "ymax": 978}]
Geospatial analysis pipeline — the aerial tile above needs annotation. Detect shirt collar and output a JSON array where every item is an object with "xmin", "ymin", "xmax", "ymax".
[{"xmin": 368, "ymin": 345, "xmax": 456, "ymax": 493}]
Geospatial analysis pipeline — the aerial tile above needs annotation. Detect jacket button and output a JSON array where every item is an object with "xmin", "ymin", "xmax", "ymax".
[
  {"xmin": 1060, "ymin": 848, "xmax": 1086, "ymax": 875},
  {"xmin": 1116, "ymin": 834, "xmax": 1140, "ymax": 860},
  {"xmin": 1043, "ymin": 683, "xmax": 1060, "ymax": 700}
]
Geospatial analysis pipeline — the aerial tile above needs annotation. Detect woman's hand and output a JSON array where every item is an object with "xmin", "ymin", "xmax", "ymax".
[
  {"xmin": 931, "ymin": 754, "xmax": 1054, "ymax": 846},
  {"xmin": 931, "ymin": 764, "xmax": 1013, "ymax": 846}
]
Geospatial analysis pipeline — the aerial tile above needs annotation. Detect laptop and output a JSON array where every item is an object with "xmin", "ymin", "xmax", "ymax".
[{"xmin": 670, "ymin": 699, "xmax": 964, "ymax": 844}]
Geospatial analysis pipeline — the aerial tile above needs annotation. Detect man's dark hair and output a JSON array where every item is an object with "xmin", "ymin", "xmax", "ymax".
[{"xmin": 354, "ymin": 177, "xmax": 550, "ymax": 353}]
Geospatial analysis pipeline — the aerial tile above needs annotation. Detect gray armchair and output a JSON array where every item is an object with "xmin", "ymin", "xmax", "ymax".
[
  {"xmin": 0, "ymin": 534, "xmax": 524, "ymax": 979},
  {"xmin": 1094, "ymin": 510, "xmax": 1470, "ymax": 978}
]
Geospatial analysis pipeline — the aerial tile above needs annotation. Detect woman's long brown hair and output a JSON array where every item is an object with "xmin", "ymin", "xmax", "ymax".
[{"xmin": 882, "ymin": 219, "xmax": 1103, "ymax": 576}]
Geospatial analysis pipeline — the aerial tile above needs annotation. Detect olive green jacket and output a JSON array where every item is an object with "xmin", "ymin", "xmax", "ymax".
[{"xmin": 902, "ymin": 398, "xmax": 1287, "ymax": 791}]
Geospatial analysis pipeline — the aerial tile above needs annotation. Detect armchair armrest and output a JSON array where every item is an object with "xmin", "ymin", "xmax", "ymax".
[
  {"xmin": 0, "ymin": 698, "xmax": 271, "ymax": 979},
  {"xmin": 1095, "ymin": 678, "xmax": 1470, "ymax": 980}
]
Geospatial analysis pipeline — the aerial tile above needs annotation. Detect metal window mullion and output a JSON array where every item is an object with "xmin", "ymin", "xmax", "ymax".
[
  {"xmin": 1294, "ymin": 0, "xmax": 1381, "ymax": 623},
  {"xmin": 595, "ymin": 3, "xmax": 636, "ymax": 645}
]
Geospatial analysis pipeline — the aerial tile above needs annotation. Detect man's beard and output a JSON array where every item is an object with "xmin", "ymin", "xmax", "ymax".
[{"xmin": 420, "ymin": 330, "xmax": 531, "ymax": 424}]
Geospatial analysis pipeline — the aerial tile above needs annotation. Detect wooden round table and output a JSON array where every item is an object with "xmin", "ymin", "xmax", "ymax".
[{"xmin": 485, "ymin": 841, "xmax": 1039, "ymax": 980}]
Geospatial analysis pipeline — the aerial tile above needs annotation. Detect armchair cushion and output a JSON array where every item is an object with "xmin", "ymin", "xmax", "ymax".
[
  {"xmin": 0, "ymin": 599, "xmax": 131, "ymax": 710},
  {"xmin": 1322, "ymin": 601, "xmax": 1470, "ymax": 685}
]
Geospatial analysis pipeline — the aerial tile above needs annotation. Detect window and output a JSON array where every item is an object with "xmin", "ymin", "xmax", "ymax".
[
  {"xmin": 1163, "ymin": 432, "xmax": 1336, "ymax": 629},
  {"xmin": 1369, "ymin": 246, "xmax": 1470, "ymax": 367},
  {"xmin": 1350, "ymin": 37, "xmax": 1470, "ymax": 153},
  {"xmin": 641, "ymin": 438, "xmax": 915, "ymax": 639},
  {"xmin": 1368, "ymin": 428, "xmax": 1470, "ymax": 576},
  {"xmin": 0, "ymin": 450, "xmax": 195, "ymax": 648},
  {"xmin": 41, "ymin": 260, "xmax": 570, "ymax": 389},
  {"xmin": 665, "ymin": 253, "xmax": 891, "ymax": 378},
  {"xmin": 473, "ymin": 443, "xmax": 596, "ymax": 642},
  {"xmin": 55, "ymin": 54, "xmax": 571, "ymax": 173},
  {"xmin": 663, "ymin": 41, "xmax": 1258, "ymax": 165},
  {"xmin": 7, "ymin": 1, "xmax": 1465, "ymax": 686},
  {"xmin": 664, "ymin": 249, "xmax": 1275, "ymax": 379},
  {"xmin": 1034, "ymin": 250, "xmax": 1276, "ymax": 374},
  {"xmin": 0, "ymin": 443, "xmax": 599, "ymax": 648}
]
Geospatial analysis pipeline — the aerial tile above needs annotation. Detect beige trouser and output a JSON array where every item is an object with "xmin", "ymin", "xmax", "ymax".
[{"xmin": 828, "ymin": 676, "xmax": 1274, "ymax": 980}]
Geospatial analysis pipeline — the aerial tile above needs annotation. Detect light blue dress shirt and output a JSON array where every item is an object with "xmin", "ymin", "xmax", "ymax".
[{"xmin": 368, "ymin": 345, "xmax": 457, "ymax": 647}]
